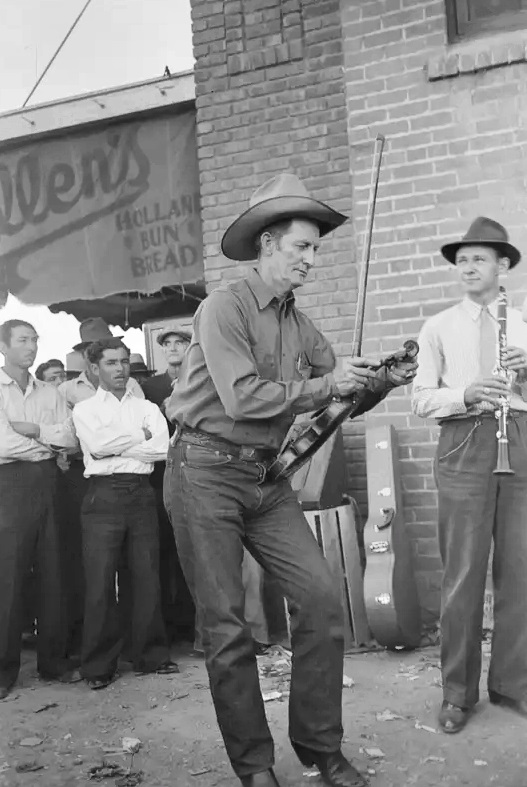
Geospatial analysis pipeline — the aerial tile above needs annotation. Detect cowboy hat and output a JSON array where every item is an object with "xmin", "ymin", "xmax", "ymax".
[
  {"xmin": 129, "ymin": 353, "xmax": 155, "ymax": 375},
  {"xmin": 221, "ymin": 173, "xmax": 348, "ymax": 262},
  {"xmin": 441, "ymin": 217, "xmax": 521, "ymax": 268},
  {"xmin": 156, "ymin": 325, "xmax": 192, "ymax": 346},
  {"xmin": 73, "ymin": 317, "xmax": 123, "ymax": 351}
]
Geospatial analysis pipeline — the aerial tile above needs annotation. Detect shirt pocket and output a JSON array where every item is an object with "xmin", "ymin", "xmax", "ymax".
[
  {"xmin": 253, "ymin": 349, "xmax": 277, "ymax": 381},
  {"xmin": 294, "ymin": 351, "xmax": 313, "ymax": 381}
]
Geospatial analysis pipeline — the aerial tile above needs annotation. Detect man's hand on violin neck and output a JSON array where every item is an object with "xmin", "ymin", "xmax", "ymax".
[
  {"xmin": 336, "ymin": 356, "xmax": 380, "ymax": 396},
  {"xmin": 386, "ymin": 358, "xmax": 418, "ymax": 387},
  {"xmin": 335, "ymin": 354, "xmax": 418, "ymax": 397}
]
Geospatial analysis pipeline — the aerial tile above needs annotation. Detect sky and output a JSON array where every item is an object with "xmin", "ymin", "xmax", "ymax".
[{"xmin": 0, "ymin": 0, "xmax": 194, "ymax": 365}]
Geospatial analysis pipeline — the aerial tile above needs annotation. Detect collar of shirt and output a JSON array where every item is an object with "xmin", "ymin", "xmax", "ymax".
[
  {"xmin": 74, "ymin": 371, "xmax": 94, "ymax": 389},
  {"xmin": 94, "ymin": 381, "xmax": 137, "ymax": 404},
  {"xmin": 461, "ymin": 296, "xmax": 499, "ymax": 321},
  {"xmin": 0, "ymin": 368, "xmax": 38, "ymax": 397},
  {"xmin": 246, "ymin": 268, "xmax": 296, "ymax": 312}
]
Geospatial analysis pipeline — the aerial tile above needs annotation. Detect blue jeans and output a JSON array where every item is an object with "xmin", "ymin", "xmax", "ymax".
[{"xmin": 164, "ymin": 436, "xmax": 345, "ymax": 777}]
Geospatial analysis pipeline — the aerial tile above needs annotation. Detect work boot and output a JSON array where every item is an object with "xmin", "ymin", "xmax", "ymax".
[{"xmin": 293, "ymin": 745, "xmax": 367, "ymax": 787}]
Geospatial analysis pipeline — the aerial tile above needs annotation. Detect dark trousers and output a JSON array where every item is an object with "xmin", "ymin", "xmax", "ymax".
[
  {"xmin": 164, "ymin": 438, "xmax": 344, "ymax": 778},
  {"xmin": 0, "ymin": 461, "xmax": 68, "ymax": 688},
  {"xmin": 436, "ymin": 415, "xmax": 527, "ymax": 709},
  {"xmin": 151, "ymin": 463, "xmax": 195, "ymax": 638},
  {"xmin": 80, "ymin": 474, "xmax": 169, "ymax": 679},
  {"xmin": 59, "ymin": 461, "xmax": 87, "ymax": 653}
]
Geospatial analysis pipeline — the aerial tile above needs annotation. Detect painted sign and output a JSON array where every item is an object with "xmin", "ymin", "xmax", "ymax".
[{"xmin": 0, "ymin": 109, "xmax": 202, "ymax": 305}]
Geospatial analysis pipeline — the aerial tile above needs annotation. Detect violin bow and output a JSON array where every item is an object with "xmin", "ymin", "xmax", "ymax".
[{"xmin": 351, "ymin": 134, "xmax": 386, "ymax": 358}]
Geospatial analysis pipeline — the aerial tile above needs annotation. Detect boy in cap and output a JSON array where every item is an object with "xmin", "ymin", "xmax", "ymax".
[
  {"xmin": 143, "ymin": 326, "xmax": 194, "ymax": 643},
  {"xmin": 412, "ymin": 217, "xmax": 527, "ymax": 733}
]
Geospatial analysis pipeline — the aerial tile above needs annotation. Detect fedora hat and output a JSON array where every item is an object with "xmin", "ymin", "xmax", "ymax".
[
  {"xmin": 156, "ymin": 325, "xmax": 192, "ymax": 346},
  {"xmin": 221, "ymin": 173, "xmax": 348, "ymax": 262},
  {"xmin": 73, "ymin": 317, "xmax": 123, "ymax": 351},
  {"xmin": 441, "ymin": 217, "xmax": 521, "ymax": 268},
  {"xmin": 129, "ymin": 353, "xmax": 155, "ymax": 375}
]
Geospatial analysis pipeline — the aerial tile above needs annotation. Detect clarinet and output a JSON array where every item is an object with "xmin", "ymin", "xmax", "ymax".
[{"xmin": 493, "ymin": 285, "xmax": 514, "ymax": 475}]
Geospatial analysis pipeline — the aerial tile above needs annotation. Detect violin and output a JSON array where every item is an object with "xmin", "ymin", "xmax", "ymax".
[{"xmin": 267, "ymin": 134, "xmax": 418, "ymax": 482}]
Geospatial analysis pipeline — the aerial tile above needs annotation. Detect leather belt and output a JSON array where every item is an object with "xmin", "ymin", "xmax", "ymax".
[
  {"xmin": 179, "ymin": 426, "xmax": 276, "ymax": 465},
  {"xmin": 439, "ymin": 411, "xmax": 527, "ymax": 425}
]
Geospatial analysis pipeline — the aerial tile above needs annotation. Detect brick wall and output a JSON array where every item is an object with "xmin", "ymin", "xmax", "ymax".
[
  {"xmin": 342, "ymin": 0, "xmax": 527, "ymax": 625},
  {"xmin": 190, "ymin": 2, "xmax": 369, "ymax": 506}
]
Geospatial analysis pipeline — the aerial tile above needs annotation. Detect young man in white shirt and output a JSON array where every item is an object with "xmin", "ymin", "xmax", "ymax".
[
  {"xmin": 72, "ymin": 338, "xmax": 178, "ymax": 689},
  {"xmin": 412, "ymin": 217, "xmax": 527, "ymax": 733},
  {"xmin": 0, "ymin": 320, "xmax": 79, "ymax": 699}
]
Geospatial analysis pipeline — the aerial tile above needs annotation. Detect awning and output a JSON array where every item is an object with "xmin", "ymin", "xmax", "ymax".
[
  {"xmin": 0, "ymin": 107, "xmax": 204, "ymax": 322},
  {"xmin": 49, "ymin": 282, "xmax": 205, "ymax": 330}
]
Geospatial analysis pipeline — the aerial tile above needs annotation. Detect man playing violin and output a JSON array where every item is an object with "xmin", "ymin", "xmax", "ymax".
[
  {"xmin": 164, "ymin": 173, "xmax": 417, "ymax": 787},
  {"xmin": 412, "ymin": 217, "xmax": 527, "ymax": 734}
]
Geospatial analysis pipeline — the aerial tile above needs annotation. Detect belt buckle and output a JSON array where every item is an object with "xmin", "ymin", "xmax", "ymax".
[{"xmin": 240, "ymin": 446, "xmax": 256, "ymax": 461}]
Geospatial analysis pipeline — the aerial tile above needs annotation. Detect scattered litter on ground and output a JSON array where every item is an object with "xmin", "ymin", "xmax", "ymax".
[
  {"xmin": 302, "ymin": 769, "xmax": 320, "ymax": 778},
  {"xmin": 361, "ymin": 747, "xmax": 385, "ymax": 759},
  {"xmin": 262, "ymin": 691, "xmax": 282, "ymax": 702},
  {"xmin": 122, "ymin": 738, "xmax": 142, "ymax": 755},
  {"xmin": 474, "ymin": 760, "xmax": 488, "ymax": 767},
  {"xmin": 366, "ymin": 768, "xmax": 376, "ymax": 776},
  {"xmin": 343, "ymin": 675, "xmax": 355, "ymax": 688},
  {"xmin": 88, "ymin": 761, "xmax": 127, "ymax": 780},
  {"xmin": 168, "ymin": 691, "xmax": 190, "ymax": 700},
  {"xmin": 34, "ymin": 702, "xmax": 58, "ymax": 713},
  {"xmin": 414, "ymin": 721, "xmax": 438, "ymax": 734},
  {"xmin": 19, "ymin": 737, "xmax": 43, "ymax": 747},
  {"xmin": 375, "ymin": 709, "xmax": 404, "ymax": 721},
  {"xmin": 421, "ymin": 756, "xmax": 445, "ymax": 764},
  {"xmin": 115, "ymin": 772, "xmax": 144, "ymax": 787},
  {"xmin": 15, "ymin": 761, "xmax": 45, "ymax": 773},
  {"xmin": 189, "ymin": 766, "xmax": 213, "ymax": 776},
  {"xmin": 63, "ymin": 733, "xmax": 72, "ymax": 740}
]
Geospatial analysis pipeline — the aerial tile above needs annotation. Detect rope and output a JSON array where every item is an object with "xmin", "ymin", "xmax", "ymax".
[{"xmin": 22, "ymin": 0, "xmax": 95, "ymax": 108}]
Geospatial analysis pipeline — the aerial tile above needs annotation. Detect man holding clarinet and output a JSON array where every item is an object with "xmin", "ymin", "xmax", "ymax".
[{"xmin": 412, "ymin": 217, "xmax": 527, "ymax": 733}]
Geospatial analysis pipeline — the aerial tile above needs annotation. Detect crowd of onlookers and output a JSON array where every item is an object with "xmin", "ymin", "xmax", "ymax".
[{"xmin": 0, "ymin": 315, "xmax": 194, "ymax": 698}]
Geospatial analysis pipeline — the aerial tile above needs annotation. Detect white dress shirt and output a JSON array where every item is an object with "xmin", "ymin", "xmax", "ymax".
[
  {"xmin": 412, "ymin": 297, "xmax": 527, "ymax": 420},
  {"xmin": 59, "ymin": 371, "xmax": 144, "ymax": 409},
  {"xmin": 0, "ymin": 368, "xmax": 77, "ymax": 464},
  {"xmin": 72, "ymin": 383, "xmax": 169, "ymax": 477}
]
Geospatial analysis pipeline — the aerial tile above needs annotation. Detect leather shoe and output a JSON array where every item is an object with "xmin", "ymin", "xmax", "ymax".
[
  {"xmin": 489, "ymin": 689, "xmax": 527, "ymax": 717},
  {"xmin": 240, "ymin": 768, "xmax": 281, "ymax": 787},
  {"xmin": 293, "ymin": 745, "xmax": 367, "ymax": 787},
  {"xmin": 438, "ymin": 701, "xmax": 470, "ymax": 733},
  {"xmin": 0, "ymin": 685, "xmax": 14, "ymax": 701}
]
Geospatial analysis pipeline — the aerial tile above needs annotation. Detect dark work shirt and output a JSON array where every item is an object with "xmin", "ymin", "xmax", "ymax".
[{"xmin": 166, "ymin": 269, "xmax": 339, "ymax": 450}]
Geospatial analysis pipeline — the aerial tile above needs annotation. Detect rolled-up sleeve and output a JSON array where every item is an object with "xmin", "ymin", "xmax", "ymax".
[
  {"xmin": 411, "ymin": 321, "xmax": 467, "ymax": 419},
  {"xmin": 39, "ymin": 390, "xmax": 79, "ymax": 451},
  {"xmin": 72, "ymin": 403, "xmax": 144, "ymax": 458},
  {"xmin": 121, "ymin": 404, "xmax": 169, "ymax": 462},
  {"xmin": 197, "ymin": 291, "xmax": 338, "ymax": 420},
  {"xmin": 0, "ymin": 407, "xmax": 43, "ymax": 460}
]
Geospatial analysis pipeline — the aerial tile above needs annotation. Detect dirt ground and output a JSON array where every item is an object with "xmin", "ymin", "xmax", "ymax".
[{"xmin": 0, "ymin": 641, "xmax": 526, "ymax": 787}]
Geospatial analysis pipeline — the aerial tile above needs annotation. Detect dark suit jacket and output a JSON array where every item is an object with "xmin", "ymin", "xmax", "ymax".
[
  {"xmin": 142, "ymin": 372, "xmax": 173, "ymax": 409},
  {"xmin": 143, "ymin": 372, "xmax": 176, "ymax": 488}
]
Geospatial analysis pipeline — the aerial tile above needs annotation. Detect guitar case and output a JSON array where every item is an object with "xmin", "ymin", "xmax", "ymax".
[{"xmin": 363, "ymin": 423, "xmax": 421, "ymax": 649}]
